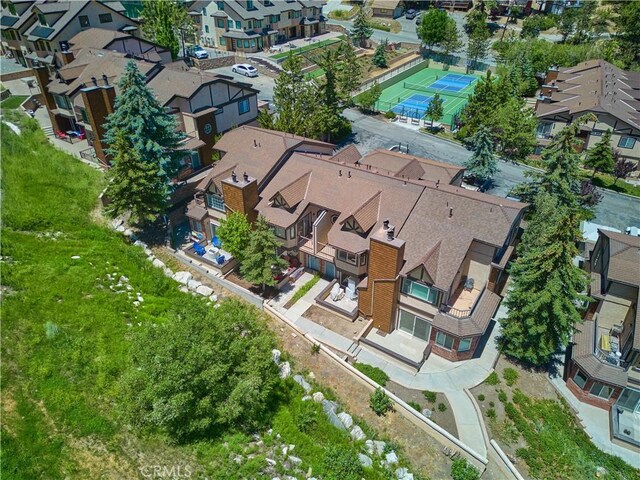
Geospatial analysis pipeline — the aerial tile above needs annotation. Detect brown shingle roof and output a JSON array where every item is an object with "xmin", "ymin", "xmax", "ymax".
[
  {"xmin": 537, "ymin": 60, "xmax": 640, "ymax": 131},
  {"xmin": 275, "ymin": 171, "xmax": 312, "ymax": 208},
  {"xmin": 571, "ymin": 319, "xmax": 628, "ymax": 387},
  {"xmin": 331, "ymin": 144, "xmax": 362, "ymax": 165},
  {"xmin": 344, "ymin": 191, "xmax": 381, "ymax": 233},
  {"xmin": 600, "ymin": 230, "xmax": 640, "ymax": 287}
]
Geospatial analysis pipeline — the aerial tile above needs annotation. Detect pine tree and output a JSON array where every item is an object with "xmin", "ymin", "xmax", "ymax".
[
  {"xmin": 584, "ymin": 130, "xmax": 615, "ymax": 178},
  {"xmin": 104, "ymin": 132, "xmax": 167, "ymax": 225},
  {"xmin": 423, "ymin": 93, "xmax": 444, "ymax": 129},
  {"xmin": 217, "ymin": 212, "xmax": 252, "ymax": 263},
  {"xmin": 494, "ymin": 97, "xmax": 537, "ymax": 163},
  {"xmin": 458, "ymin": 70, "xmax": 502, "ymax": 139},
  {"xmin": 372, "ymin": 40, "xmax": 388, "ymax": 68},
  {"xmin": 351, "ymin": 7, "xmax": 373, "ymax": 48},
  {"xmin": 500, "ymin": 193, "xmax": 588, "ymax": 366},
  {"xmin": 240, "ymin": 216, "xmax": 288, "ymax": 291},
  {"xmin": 441, "ymin": 20, "xmax": 463, "ymax": 62},
  {"xmin": 336, "ymin": 38, "xmax": 362, "ymax": 104},
  {"xmin": 463, "ymin": 126, "xmax": 498, "ymax": 182},
  {"xmin": 141, "ymin": 0, "xmax": 193, "ymax": 59},
  {"xmin": 103, "ymin": 60, "xmax": 184, "ymax": 187}
]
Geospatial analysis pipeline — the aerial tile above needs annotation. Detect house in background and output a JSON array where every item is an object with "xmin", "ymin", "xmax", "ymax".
[
  {"xmin": 371, "ymin": 0, "xmax": 404, "ymax": 18},
  {"xmin": 567, "ymin": 229, "xmax": 640, "ymax": 449},
  {"xmin": 1, "ymin": 0, "xmax": 138, "ymax": 70},
  {"xmin": 206, "ymin": 0, "xmax": 327, "ymax": 53},
  {"xmin": 535, "ymin": 60, "xmax": 640, "ymax": 165},
  {"xmin": 185, "ymin": 127, "xmax": 526, "ymax": 366}
]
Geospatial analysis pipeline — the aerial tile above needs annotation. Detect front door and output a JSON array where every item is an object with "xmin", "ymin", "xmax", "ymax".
[
  {"xmin": 306, "ymin": 254, "xmax": 320, "ymax": 272},
  {"xmin": 323, "ymin": 262, "xmax": 336, "ymax": 279}
]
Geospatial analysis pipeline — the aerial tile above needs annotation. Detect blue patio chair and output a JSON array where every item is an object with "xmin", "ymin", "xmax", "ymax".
[
  {"xmin": 193, "ymin": 241, "xmax": 206, "ymax": 256},
  {"xmin": 216, "ymin": 255, "xmax": 226, "ymax": 265},
  {"xmin": 212, "ymin": 236, "xmax": 221, "ymax": 248}
]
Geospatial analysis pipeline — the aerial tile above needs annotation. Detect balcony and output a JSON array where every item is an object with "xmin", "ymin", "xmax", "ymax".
[
  {"xmin": 439, "ymin": 282, "xmax": 485, "ymax": 319},
  {"xmin": 433, "ymin": 286, "xmax": 501, "ymax": 338},
  {"xmin": 298, "ymin": 235, "xmax": 335, "ymax": 262}
]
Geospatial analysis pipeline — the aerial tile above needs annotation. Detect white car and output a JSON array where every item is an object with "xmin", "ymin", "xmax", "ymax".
[
  {"xmin": 189, "ymin": 45, "xmax": 209, "ymax": 59},
  {"xmin": 232, "ymin": 63, "xmax": 259, "ymax": 77}
]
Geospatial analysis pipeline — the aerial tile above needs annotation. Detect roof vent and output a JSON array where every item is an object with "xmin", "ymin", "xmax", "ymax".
[
  {"xmin": 339, "ymin": 169, "xmax": 342, "ymax": 177},
  {"xmin": 387, "ymin": 227, "xmax": 395, "ymax": 241},
  {"xmin": 102, "ymin": 74, "xmax": 108, "ymax": 85},
  {"xmin": 383, "ymin": 219, "xmax": 389, "ymax": 230},
  {"xmin": 348, "ymin": 171, "xmax": 351, "ymax": 178},
  {"xmin": 449, "ymin": 208, "xmax": 453, "ymax": 218},
  {"xmin": 91, "ymin": 76, "xmax": 97, "ymax": 86},
  {"xmin": 243, "ymin": 171, "xmax": 249, "ymax": 182},
  {"xmin": 253, "ymin": 139, "xmax": 257, "ymax": 147},
  {"xmin": 231, "ymin": 171, "xmax": 237, "ymax": 183},
  {"xmin": 436, "ymin": 179, "xmax": 440, "ymax": 188}
]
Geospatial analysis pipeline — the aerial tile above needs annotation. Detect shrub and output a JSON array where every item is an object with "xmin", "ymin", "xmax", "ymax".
[
  {"xmin": 384, "ymin": 110, "xmax": 397, "ymax": 120},
  {"xmin": 489, "ymin": 401, "xmax": 495, "ymax": 408},
  {"xmin": 296, "ymin": 399, "xmax": 320, "ymax": 433},
  {"xmin": 408, "ymin": 401, "xmax": 422, "ymax": 411},
  {"xmin": 322, "ymin": 445, "xmax": 363, "ymax": 480},
  {"xmin": 310, "ymin": 343, "xmax": 321, "ymax": 355},
  {"xmin": 438, "ymin": 403, "xmax": 447, "ymax": 412},
  {"xmin": 487, "ymin": 408, "xmax": 497, "ymax": 420},
  {"xmin": 503, "ymin": 367, "xmax": 519, "ymax": 386},
  {"xmin": 498, "ymin": 390, "xmax": 508, "ymax": 403},
  {"xmin": 287, "ymin": 274, "xmax": 320, "ymax": 306},
  {"xmin": 477, "ymin": 394, "xmax": 485, "ymax": 402},
  {"xmin": 370, "ymin": 388, "xmax": 393, "ymax": 416},
  {"xmin": 354, "ymin": 363, "xmax": 390, "ymax": 387},
  {"xmin": 423, "ymin": 390, "xmax": 437, "ymax": 403},
  {"xmin": 486, "ymin": 372, "xmax": 500, "ymax": 385},
  {"xmin": 450, "ymin": 457, "xmax": 480, "ymax": 480}
]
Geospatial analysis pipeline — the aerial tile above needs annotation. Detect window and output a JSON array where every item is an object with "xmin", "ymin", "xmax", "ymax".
[
  {"xmin": 270, "ymin": 14, "xmax": 280, "ymax": 23},
  {"xmin": 255, "ymin": 19, "xmax": 262, "ymax": 27},
  {"xmin": 573, "ymin": 370, "xmax": 588, "ymax": 389},
  {"xmin": 247, "ymin": 20, "xmax": 252, "ymax": 29},
  {"xmin": 435, "ymin": 331, "xmax": 454, "ymax": 350},
  {"xmin": 590, "ymin": 382, "xmax": 614, "ymax": 400},
  {"xmin": 397, "ymin": 309, "xmax": 431, "ymax": 341},
  {"xmin": 458, "ymin": 338, "xmax": 472, "ymax": 352},
  {"xmin": 38, "ymin": 13, "xmax": 47, "ymax": 25},
  {"xmin": 202, "ymin": 7, "xmax": 207, "ymax": 15},
  {"xmin": 193, "ymin": 220, "xmax": 203, "ymax": 232},
  {"xmin": 288, "ymin": 225, "xmax": 296, "ymax": 238},
  {"xmin": 337, "ymin": 250, "xmax": 357, "ymax": 265},
  {"xmin": 205, "ymin": 25, "xmax": 209, "ymax": 33},
  {"xmin": 235, "ymin": 20, "xmax": 242, "ymax": 29},
  {"xmin": 99, "ymin": 13, "xmax": 113, "ymax": 24},
  {"xmin": 537, "ymin": 121, "xmax": 553, "ymax": 138},
  {"xmin": 228, "ymin": 19, "xmax": 233, "ymax": 29},
  {"xmin": 217, "ymin": 1, "xmax": 224, "ymax": 10},
  {"xmin": 52, "ymin": 94, "xmax": 71, "ymax": 110},
  {"xmin": 219, "ymin": 36, "xmax": 226, "ymax": 46},
  {"xmin": 205, "ymin": 192, "xmax": 225, "ymax": 211},
  {"xmin": 247, "ymin": 0, "xmax": 254, "ymax": 10},
  {"xmin": 272, "ymin": 225, "xmax": 286, "ymax": 238},
  {"xmin": 78, "ymin": 15, "xmax": 90, "ymax": 28},
  {"xmin": 359, "ymin": 253, "xmax": 367, "ymax": 266},
  {"xmin": 243, "ymin": 39, "xmax": 250, "ymax": 48},
  {"xmin": 216, "ymin": 18, "xmax": 225, "ymax": 28},
  {"xmin": 80, "ymin": 108, "xmax": 89, "ymax": 124},
  {"xmin": 8, "ymin": 3, "xmax": 16, "ymax": 15},
  {"xmin": 618, "ymin": 136, "xmax": 636, "ymax": 149},
  {"xmin": 210, "ymin": 222, "xmax": 217, "ymax": 239},
  {"xmin": 401, "ymin": 278, "xmax": 439, "ymax": 305},
  {"xmin": 238, "ymin": 98, "xmax": 250, "ymax": 115}
]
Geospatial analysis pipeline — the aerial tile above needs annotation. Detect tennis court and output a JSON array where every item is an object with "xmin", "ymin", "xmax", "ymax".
[{"xmin": 376, "ymin": 68, "xmax": 480, "ymax": 125}]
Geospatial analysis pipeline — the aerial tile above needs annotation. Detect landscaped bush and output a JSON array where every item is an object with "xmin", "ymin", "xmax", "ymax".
[
  {"xmin": 477, "ymin": 394, "xmax": 485, "ymax": 402},
  {"xmin": 450, "ymin": 457, "xmax": 480, "ymax": 480},
  {"xmin": 437, "ymin": 403, "xmax": 447, "ymax": 412},
  {"xmin": 489, "ymin": 401, "xmax": 495, "ymax": 408},
  {"xmin": 370, "ymin": 388, "xmax": 393, "ymax": 416},
  {"xmin": 498, "ymin": 390, "xmax": 508, "ymax": 403},
  {"xmin": 408, "ymin": 401, "xmax": 422, "ymax": 411},
  {"xmin": 286, "ymin": 274, "xmax": 320, "ymax": 307},
  {"xmin": 486, "ymin": 371, "xmax": 500, "ymax": 385},
  {"xmin": 384, "ymin": 110, "xmax": 397, "ymax": 120},
  {"xmin": 354, "ymin": 363, "xmax": 389, "ymax": 387},
  {"xmin": 503, "ymin": 367, "xmax": 519, "ymax": 386},
  {"xmin": 423, "ymin": 390, "xmax": 437, "ymax": 403},
  {"xmin": 486, "ymin": 408, "xmax": 497, "ymax": 420}
]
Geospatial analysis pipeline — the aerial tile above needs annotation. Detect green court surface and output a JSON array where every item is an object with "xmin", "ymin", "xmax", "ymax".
[{"xmin": 375, "ymin": 67, "xmax": 480, "ymax": 126}]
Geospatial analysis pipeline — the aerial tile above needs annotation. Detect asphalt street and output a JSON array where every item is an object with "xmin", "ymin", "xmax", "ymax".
[{"xmin": 343, "ymin": 109, "xmax": 640, "ymax": 231}]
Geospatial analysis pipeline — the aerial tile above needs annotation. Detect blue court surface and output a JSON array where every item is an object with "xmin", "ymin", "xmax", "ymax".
[
  {"xmin": 429, "ymin": 73, "xmax": 476, "ymax": 93},
  {"xmin": 391, "ymin": 93, "xmax": 446, "ymax": 117}
]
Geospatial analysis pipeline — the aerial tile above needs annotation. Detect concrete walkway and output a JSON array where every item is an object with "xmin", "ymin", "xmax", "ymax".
[{"xmin": 548, "ymin": 362, "xmax": 640, "ymax": 468}]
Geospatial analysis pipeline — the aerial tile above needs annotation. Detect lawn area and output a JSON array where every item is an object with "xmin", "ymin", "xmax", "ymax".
[
  {"xmin": 271, "ymin": 38, "xmax": 342, "ymax": 60},
  {"xmin": 1, "ymin": 117, "xmax": 419, "ymax": 479},
  {"xmin": 580, "ymin": 171, "xmax": 640, "ymax": 198},
  {"xmin": 0, "ymin": 95, "xmax": 28, "ymax": 109},
  {"xmin": 471, "ymin": 358, "xmax": 639, "ymax": 480},
  {"xmin": 305, "ymin": 67, "xmax": 326, "ymax": 80}
]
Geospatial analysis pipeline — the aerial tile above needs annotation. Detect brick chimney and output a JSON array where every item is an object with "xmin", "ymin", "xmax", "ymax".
[
  {"xmin": 358, "ymin": 224, "xmax": 405, "ymax": 333},
  {"xmin": 221, "ymin": 171, "xmax": 258, "ymax": 223},
  {"xmin": 80, "ymin": 85, "xmax": 116, "ymax": 163},
  {"xmin": 32, "ymin": 66, "xmax": 62, "ymax": 132}
]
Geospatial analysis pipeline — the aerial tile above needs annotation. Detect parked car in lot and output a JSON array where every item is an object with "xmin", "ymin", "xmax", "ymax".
[
  {"xmin": 405, "ymin": 9, "xmax": 417, "ymax": 19},
  {"xmin": 188, "ymin": 45, "xmax": 209, "ymax": 59},
  {"xmin": 232, "ymin": 63, "xmax": 259, "ymax": 77}
]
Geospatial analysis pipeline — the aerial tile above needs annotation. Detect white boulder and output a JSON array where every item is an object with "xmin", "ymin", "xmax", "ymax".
[
  {"xmin": 293, "ymin": 374, "xmax": 312, "ymax": 393},
  {"xmin": 272, "ymin": 349, "xmax": 281, "ymax": 365},
  {"xmin": 152, "ymin": 258, "xmax": 166, "ymax": 269},
  {"xmin": 385, "ymin": 451, "xmax": 398, "ymax": 465},
  {"xmin": 350, "ymin": 425, "xmax": 366, "ymax": 441},
  {"xmin": 278, "ymin": 361, "xmax": 291, "ymax": 379},
  {"xmin": 172, "ymin": 271, "xmax": 192, "ymax": 285},
  {"xmin": 338, "ymin": 412, "xmax": 353, "ymax": 429},
  {"xmin": 312, "ymin": 392, "xmax": 325, "ymax": 403},
  {"xmin": 187, "ymin": 279, "xmax": 202, "ymax": 291},
  {"xmin": 196, "ymin": 285, "xmax": 214, "ymax": 296},
  {"xmin": 358, "ymin": 453, "xmax": 372, "ymax": 468}
]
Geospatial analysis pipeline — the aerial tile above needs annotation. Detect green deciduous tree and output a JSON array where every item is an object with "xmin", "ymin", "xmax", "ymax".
[
  {"xmin": 119, "ymin": 298, "xmax": 279, "ymax": 441},
  {"xmin": 217, "ymin": 211, "xmax": 252, "ymax": 263},
  {"xmin": 357, "ymin": 82, "xmax": 382, "ymax": 113},
  {"xmin": 141, "ymin": 0, "xmax": 193, "ymax": 59},
  {"xmin": 240, "ymin": 216, "xmax": 288, "ymax": 291},
  {"xmin": 103, "ymin": 60, "xmax": 184, "ymax": 191},
  {"xmin": 103, "ymin": 132, "xmax": 166, "ymax": 225},
  {"xmin": 500, "ymin": 193, "xmax": 588, "ymax": 367},
  {"xmin": 351, "ymin": 7, "xmax": 373, "ymax": 48},
  {"xmin": 584, "ymin": 130, "xmax": 614, "ymax": 178},
  {"xmin": 417, "ymin": 8, "xmax": 450, "ymax": 53},
  {"xmin": 611, "ymin": 1, "xmax": 640, "ymax": 70},
  {"xmin": 441, "ymin": 19, "xmax": 463, "ymax": 61},
  {"xmin": 372, "ymin": 40, "xmax": 388, "ymax": 68},
  {"xmin": 423, "ymin": 93, "xmax": 444, "ymax": 128},
  {"xmin": 463, "ymin": 126, "xmax": 498, "ymax": 182}
]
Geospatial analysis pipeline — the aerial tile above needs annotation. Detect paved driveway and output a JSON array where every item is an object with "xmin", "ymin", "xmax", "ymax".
[{"xmin": 206, "ymin": 65, "xmax": 276, "ymax": 102}]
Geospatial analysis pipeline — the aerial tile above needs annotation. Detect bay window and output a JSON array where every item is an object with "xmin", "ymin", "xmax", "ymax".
[{"xmin": 435, "ymin": 331, "xmax": 454, "ymax": 350}]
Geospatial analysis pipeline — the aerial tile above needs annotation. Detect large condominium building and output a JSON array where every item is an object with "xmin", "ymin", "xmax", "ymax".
[
  {"xmin": 200, "ymin": 0, "xmax": 327, "ymax": 52},
  {"xmin": 185, "ymin": 127, "xmax": 527, "ymax": 366}
]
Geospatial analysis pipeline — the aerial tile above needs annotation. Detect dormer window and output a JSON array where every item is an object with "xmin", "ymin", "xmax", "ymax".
[
  {"xmin": 272, "ymin": 193, "xmax": 288, "ymax": 209},
  {"xmin": 37, "ymin": 12, "xmax": 47, "ymax": 26},
  {"xmin": 8, "ymin": 2, "xmax": 16, "ymax": 15},
  {"xmin": 342, "ymin": 217, "xmax": 364, "ymax": 234}
]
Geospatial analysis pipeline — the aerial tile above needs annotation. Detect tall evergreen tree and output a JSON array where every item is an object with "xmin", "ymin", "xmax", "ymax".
[
  {"xmin": 141, "ymin": 0, "xmax": 193, "ymax": 59},
  {"xmin": 351, "ymin": 7, "xmax": 373, "ymax": 48},
  {"xmin": 336, "ymin": 38, "xmax": 362, "ymax": 104},
  {"xmin": 104, "ymin": 132, "xmax": 167, "ymax": 225},
  {"xmin": 441, "ymin": 20, "xmax": 463, "ymax": 61},
  {"xmin": 372, "ymin": 40, "xmax": 388, "ymax": 68},
  {"xmin": 493, "ymin": 97, "xmax": 537, "ymax": 163},
  {"xmin": 103, "ymin": 60, "xmax": 184, "ymax": 187},
  {"xmin": 457, "ymin": 70, "xmax": 504, "ymax": 139},
  {"xmin": 584, "ymin": 130, "xmax": 614, "ymax": 178},
  {"xmin": 316, "ymin": 48, "xmax": 346, "ymax": 142},
  {"xmin": 500, "ymin": 193, "xmax": 588, "ymax": 366},
  {"xmin": 240, "ymin": 216, "xmax": 288, "ymax": 292},
  {"xmin": 463, "ymin": 126, "xmax": 498, "ymax": 182},
  {"xmin": 423, "ymin": 93, "xmax": 444, "ymax": 129}
]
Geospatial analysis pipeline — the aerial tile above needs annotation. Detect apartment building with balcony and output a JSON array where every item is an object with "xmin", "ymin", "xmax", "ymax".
[
  {"xmin": 34, "ymin": 29, "xmax": 259, "ymax": 173},
  {"xmin": 202, "ymin": 0, "xmax": 327, "ymax": 52},
  {"xmin": 568, "ymin": 230, "xmax": 640, "ymax": 448},
  {"xmin": 185, "ymin": 127, "xmax": 526, "ymax": 365},
  {"xmin": 534, "ymin": 60, "xmax": 640, "ymax": 165},
  {"xmin": 1, "ymin": 0, "xmax": 137, "ymax": 70}
]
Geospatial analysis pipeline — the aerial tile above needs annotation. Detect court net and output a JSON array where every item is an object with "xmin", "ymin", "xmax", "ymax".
[{"xmin": 403, "ymin": 81, "xmax": 471, "ymax": 99}]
